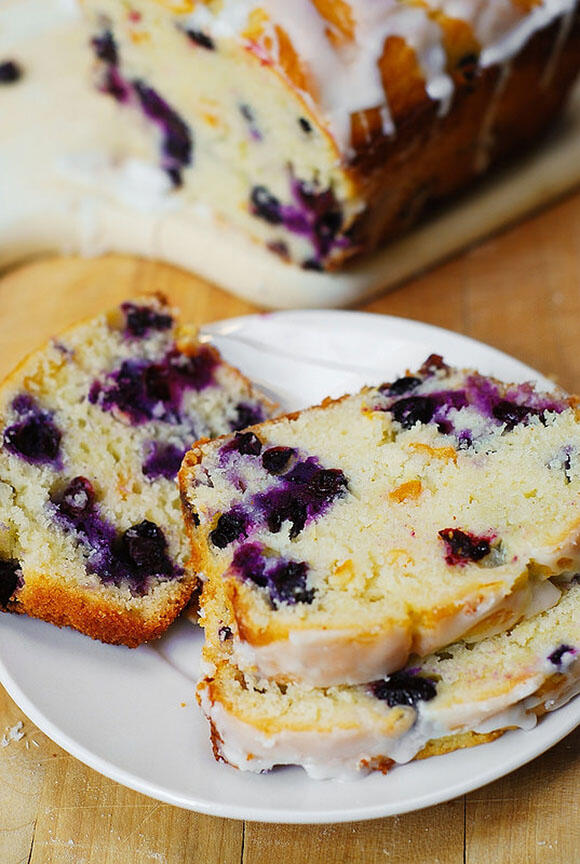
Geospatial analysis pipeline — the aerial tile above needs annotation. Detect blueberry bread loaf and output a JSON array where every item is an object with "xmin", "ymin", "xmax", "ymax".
[
  {"xmin": 81, "ymin": 0, "xmax": 580, "ymax": 270},
  {"xmin": 198, "ymin": 579, "xmax": 579, "ymax": 779},
  {"xmin": 181, "ymin": 356, "xmax": 580, "ymax": 685},
  {"xmin": 0, "ymin": 295, "xmax": 275, "ymax": 646}
]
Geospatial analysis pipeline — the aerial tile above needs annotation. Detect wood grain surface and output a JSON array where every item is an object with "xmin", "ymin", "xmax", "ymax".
[{"xmin": 1, "ymin": 190, "xmax": 580, "ymax": 864}]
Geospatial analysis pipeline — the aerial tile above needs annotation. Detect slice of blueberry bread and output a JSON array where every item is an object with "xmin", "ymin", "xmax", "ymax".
[
  {"xmin": 0, "ymin": 295, "xmax": 276, "ymax": 646},
  {"xmin": 198, "ymin": 579, "xmax": 579, "ymax": 779},
  {"xmin": 181, "ymin": 355, "xmax": 580, "ymax": 686}
]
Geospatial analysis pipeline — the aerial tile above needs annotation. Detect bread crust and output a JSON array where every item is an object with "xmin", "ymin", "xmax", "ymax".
[
  {"xmin": 327, "ymin": 15, "xmax": 580, "ymax": 268},
  {"xmin": 4, "ymin": 571, "xmax": 199, "ymax": 648}
]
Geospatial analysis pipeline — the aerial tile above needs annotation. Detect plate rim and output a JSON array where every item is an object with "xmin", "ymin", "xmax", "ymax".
[{"xmin": 1, "ymin": 308, "xmax": 578, "ymax": 823}]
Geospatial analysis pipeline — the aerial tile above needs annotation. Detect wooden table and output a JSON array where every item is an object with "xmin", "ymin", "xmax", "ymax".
[{"xmin": 1, "ymin": 190, "xmax": 579, "ymax": 864}]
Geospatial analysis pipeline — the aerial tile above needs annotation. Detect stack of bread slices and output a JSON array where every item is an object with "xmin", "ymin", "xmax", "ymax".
[
  {"xmin": 1, "ymin": 297, "xmax": 578, "ymax": 778},
  {"xmin": 179, "ymin": 356, "xmax": 580, "ymax": 778}
]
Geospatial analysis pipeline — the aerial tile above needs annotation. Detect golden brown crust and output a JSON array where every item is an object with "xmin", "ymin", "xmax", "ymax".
[
  {"xmin": 335, "ymin": 16, "xmax": 580, "ymax": 269},
  {"xmin": 3, "ymin": 572, "xmax": 199, "ymax": 648}
]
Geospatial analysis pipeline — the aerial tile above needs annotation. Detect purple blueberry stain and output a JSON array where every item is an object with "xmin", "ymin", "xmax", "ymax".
[
  {"xmin": 255, "ymin": 458, "xmax": 348, "ymax": 539},
  {"xmin": 369, "ymin": 671, "xmax": 437, "ymax": 707},
  {"xmin": 249, "ymin": 174, "xmax": 351, "ymax": 266},
  {"xmin": 121, "ymin": 302, "xmax": 173, "ymax": 338},
  {"xmin": 0, "ymin": 558, "xmax": 22, "ymax": 607},
  {"xmin": 51, "ymin": 476, "xmax": 181, "ymax": 594},
  {"xmin": 217, "ymin": 438, "xmax": 348, "ymax": 540},
  {"xmin": 376, "ymin": 358, "xmax": 569, "ymax": 443},
  {"xmin": 89, "ymin": 345, "xmax": 218, "ymax": 426},
  {"xmin": 142, "ymin": 441, "xmax": 186, "ymax": 480},
  {"xmin": 91, "ymin": 30, "xmax": 193, "ymax": 186},
  {"xmin": 439, "ymin": 528, "xmax": 492, "ymax": 565},
  {"xmin": 3, "ymin": 395, "xmax": 62, "ymax": 467},
  {"xmin": 133, "ymin": 80, "xmax": 192, "ymax": 185},
  {"xmin": 548, "ymin": 644, "xmax": 576, "ymax": 668},
  {"xmin": 231, "ymin": 543, "xmax": 314, "ymax": 608}
]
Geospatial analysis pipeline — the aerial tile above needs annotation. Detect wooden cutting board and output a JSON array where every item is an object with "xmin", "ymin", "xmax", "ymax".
[{"xmin": 1, "ymin": 189, "xmax": 579, "ymax": 864}]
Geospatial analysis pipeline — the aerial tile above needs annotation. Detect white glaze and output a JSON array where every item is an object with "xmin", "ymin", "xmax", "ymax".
[
  {"xmin": 200, "ymin": 662, "xmax": 579, "ymax": 779},
  {"xmin": 198, "ymin": 686, "xmax": 417, "ymax": 779},
  {"xmin": 184, "ymin": 0, "xmax": 577, "ymax": 150},
  {"xmin": 230, "ymin": 577, "xmax": 562, "ymax": 687}
]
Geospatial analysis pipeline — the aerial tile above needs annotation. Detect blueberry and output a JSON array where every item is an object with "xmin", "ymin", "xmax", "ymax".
[
  {"xmin": 308, "ymin": 468, "xmax": 348, "ymax": 500},
  {"xmin": 133, "ymin": 80, "xmax": 193, "ymax": 168},
  {"xmin": 166, "ymin": 167, "xmax": 183, "ymax": 187},
  {"xmin": 250, "ymin": 186, "xmax": 282, "ymax": 225},
  {"xmin": 185, "ymin": 29, "xmax": 215, "ymax": 50},
  {"xmin": 493, "ymin": 400, "xmax": 537, "ymax": 431},
  {"xmin": 390, "ymin": 396, "xmax": 435, "ymax": 429},
  {"xmin": 267, "ymin": 499, "xmax": 307, "ymax": 539},
  {"xmin": 0, "ymin": 60, "xmax": 23, "ymax": 84},
  {"xmin": 91, "ymin": 31, "xmax": 118, "ymax": 65},
  {"xmin": 439, "ymin": 528, "xmax": 491, "ymax": 564},
  {"xmin": 298, "ymin": 117, "xmax": 312, "ymax": 133},
  {"xmin": 262, "ymin": 446, "xmax": 295, "ymax": 475},
  {"xmin": 218, "ymin": 625, "xmax": 232, "ymax": 642},
  {"xmin": 57, "ymin": 477, "xmax": 95, "ymax": 519},
  {"xmin": 548, "ymin": 644, "xmax": 574, "ymax": 667},
  {"xmin": 102, "ymin": 66, "xmax": 130, "ymax": 102},
  {"xmin": 122, "ymin": 520, "xmax": 171, "ymax": 573},
  {"xmin": 210, "ymin": 511, "xmax": 246, "ymax": 548},
  {"xmin": 269, "ymin": 560, "xmax": 314, "ymax": 607},
  {"xmin": 4, "ymin": 413, "xmax": 61, "ymax": 465},
  {"xmin": 302, "ymin": 258, "xmax": 323, "ymax": 271},
  {"xmin": 370, "ymin": 671, "xmax": 437, "ymax": 707},
  {"xmin": 240, "ymin": 104, "xmax": 255, "ymax": 123},
  {"xmin": 231, "ymin": 402, "xmax": 266, "ymax": 431},
  {"xmin": 316, "ymin": 210, "xmax": 342, "ymax": 241},
  {"xmin": 0, "ymin": 558, "xmax": 21, "ymax": 606},
  {"xmin": 121, "ymin": 302, "xmax": 173, "ymax": 338},
  {"xmin": 231, "ymin": 432, "xmax": 262, "ymax": 456},
  {"xmin": 164, "ymin": 120, "xmax": 193, "ymax": 164},
  {"xmin": 143, "ymin": 363, "xmax": 171, "ymax": 403},
  {"xmin": 382, "ymin": 376, "xmax": 422, "ymax": 397}
]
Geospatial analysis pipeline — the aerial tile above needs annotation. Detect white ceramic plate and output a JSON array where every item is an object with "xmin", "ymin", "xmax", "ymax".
[{"xmin": 0, "ymin": 311, "xmax": 578, "ymax": 823}]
